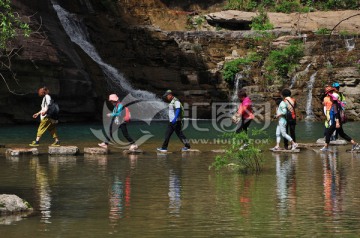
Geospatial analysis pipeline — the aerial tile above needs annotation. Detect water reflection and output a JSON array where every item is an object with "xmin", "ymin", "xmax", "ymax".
[
  {"xmin": 30, "ymin": 158, "xmax": 52, "ymax": 224},
  {"xmin": 168, "ymin": 169, "xmax": 181, "ymax": 216},
  {"xmin": 321, "ymin": 150, "xmax": 345, "ymax": 217},
  {"xmin": 275, "ymin": 153, "xmax": 298, "ymax": 217},
  {"xmin": 108, "ymin": 154, "xmax": 137, "ymax": 226}
]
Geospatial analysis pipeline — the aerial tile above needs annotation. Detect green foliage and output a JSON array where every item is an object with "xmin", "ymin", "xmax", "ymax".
[
  {"xmin": 315, "ymin": 28, "xmax": 332, "ymax": 35},
  {"xmin": 210, "ymin": 130, "xmax": 266, "ymax": 174},
  {"xmin": 222, "ymin": 52, "xmax": 261, "ymax": 82},
  {"xmin": 0, "ymin": 0, "xmax": 30, "ymax": 49},
  {"xmin": 275, "ymin": 1, "xmax": 302, "ymax": 13},
  {"xmin": 250, "ymin": 9, "xmax": 274, "ymax": 30},
  {"xmin": 265, "ymin": 42, "xmax": 304, "ymax": 79},
  {"xmin": 225, "ymin": 0, "xmax": 358, "ymax": 12}
]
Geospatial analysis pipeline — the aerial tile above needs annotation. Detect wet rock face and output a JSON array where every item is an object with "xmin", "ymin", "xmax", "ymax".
[{"xmin": 3, "ymin": 1, "xmax": 360, "ymax": 122}]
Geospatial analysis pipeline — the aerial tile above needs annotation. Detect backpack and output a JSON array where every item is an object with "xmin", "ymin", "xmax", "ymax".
[
  {"xmin": 170, "ymin": 97, "xmax": 184, "ymax": 119},
  {"xmin": 47, "ymin": 99, "xmax": 60, "ymax": 120},
  {"xmin": 284, "ymin": 99, "xmax": 296, "ymax": 125},
  {"xmin": 339, "ymin": 106, "xmax": 347, "ymax": 124}
]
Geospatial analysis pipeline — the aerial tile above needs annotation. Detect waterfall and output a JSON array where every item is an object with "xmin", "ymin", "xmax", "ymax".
[
  {"xmin": 305, "ymin": 72, "xmax": 317, "ymax": 120},
  {"xmin": 52, "ymin": 2, "xmax": 167, "ymax": 119},
  {"xmin": 289, "ymin": 63, "xmax": 311, "ymax": 89},
  {"xmin": 345, "ymin": 38, "xmax": 355, "ymax": 51},
  {"xmin": 231, "ymin": 73, "xmax": 243, "ymax": 106}
]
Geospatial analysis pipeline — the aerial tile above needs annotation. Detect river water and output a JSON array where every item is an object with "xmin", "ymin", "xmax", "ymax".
[{"xmin": 1, "ymin": 121, "xmax": 360, "ymax": 237}]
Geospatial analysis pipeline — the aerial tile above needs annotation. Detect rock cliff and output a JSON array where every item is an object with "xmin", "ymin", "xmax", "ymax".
[{"xmin": 1, "ymin": 0, "xmax": 359, "ymax": 122}]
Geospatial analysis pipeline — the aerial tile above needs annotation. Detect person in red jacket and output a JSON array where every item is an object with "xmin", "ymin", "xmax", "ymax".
[{"xmin": 234, "ymin": 90, "xmax": 254, "ymax": 134}]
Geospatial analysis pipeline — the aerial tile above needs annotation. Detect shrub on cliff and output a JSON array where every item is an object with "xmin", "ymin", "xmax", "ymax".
[
  {"xmin": 222, "ymin": 52, "xmax": 261, "ymax": 82},
  {"xmin": 0, "ymin": 0, "xmax": 30, "ymax": 49}
]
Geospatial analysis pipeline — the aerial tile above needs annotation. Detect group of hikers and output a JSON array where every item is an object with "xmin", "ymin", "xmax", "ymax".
[{"xmin": 29, "ymin": 83, "xmax": 359, "ymax": 152}]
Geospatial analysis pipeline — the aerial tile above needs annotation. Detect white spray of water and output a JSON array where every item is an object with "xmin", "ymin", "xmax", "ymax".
[
  {"xmin": 305, "ymin": 72, "xmax": 317, "ymax": 120},
  {"xmin": 52, "ymin": 2, "xmax": 167, "ymax": 117},
  {"xmin": 345, "ymin": 38, "xmax": 355, "ymax": 51}
]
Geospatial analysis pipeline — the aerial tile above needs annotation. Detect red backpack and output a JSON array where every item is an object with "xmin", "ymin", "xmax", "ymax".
[{"xmin": 117, "ymin": 102, "xmax": 131, "ymax": 123}]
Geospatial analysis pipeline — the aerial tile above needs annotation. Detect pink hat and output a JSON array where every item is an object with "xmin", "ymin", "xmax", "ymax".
[{"xmin": 108, "ymin": 94, "xmax": 119, "ymax": 102}]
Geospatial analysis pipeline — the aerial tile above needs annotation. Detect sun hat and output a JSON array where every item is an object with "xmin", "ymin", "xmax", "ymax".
[
  {"xmin": 324, "ymin": 86, "xmax": 335, "ymax": 95},
  {"xmin": 162, "ymin": 90, "xmax": 173, "ymax": 98},
  {"xmin": 108, "ymin": 94, "xmax": 119, "ymax": 102}
]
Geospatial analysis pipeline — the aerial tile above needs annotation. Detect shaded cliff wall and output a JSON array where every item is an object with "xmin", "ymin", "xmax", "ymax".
[{"xmin": 1, "ymin": 0, "xmax": 359, "ymax": 123}]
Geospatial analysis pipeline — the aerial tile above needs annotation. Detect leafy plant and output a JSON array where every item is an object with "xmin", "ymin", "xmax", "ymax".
[
  {"xmin": 222, "ymin": 52, "xmax": 261, "ymax": 82},
  {"xmin": 0, "ymin": 0, "xmax": 30, "ymax": 49},
  {"xmin": 250, "ymin": 9, "xmax": 274, "ymax": 30},
  {"xmin": 265, "ymin": 42, "xmax": 304, "ymax": 79},
  {"xmin": 275, "ymin": 1, "xmax": 302, "ymax": 13},
  {"xmin": 315, "ymin": 28, "xmax": 332, "ymax": 35},
  {"xmin": 210, "ymin": 130, "xmax": 266, "ymax": 174}
]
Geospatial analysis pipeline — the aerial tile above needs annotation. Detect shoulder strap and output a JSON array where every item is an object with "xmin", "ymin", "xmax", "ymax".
[{"xmin": 285, "ymin": 99, "xmax": 295, "ymax": 110}]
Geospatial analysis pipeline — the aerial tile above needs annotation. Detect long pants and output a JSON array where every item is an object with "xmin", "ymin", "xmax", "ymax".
[
  {"xmin": 161, "ymin": 121, "xmax": 190, "ymax": 149},
  {"xmin": 37, "ymin": 118, "xmax": 58, "ymax": 138},
  {"xmin": 325, "ymin": 124, "xmax": 352, "ymax": 144},
  {"xmin": 276, "ymin": 122, "xmax": 293, "ymax": 145},
  {"xmin": 105, "ymin": 121, "xmax": 135, "ymax": 145},
  {"xmin": 236, "ymin": 119, "xmax": 252, "ymax": 134},
  {"xmin": 284, "ymin": 123, "xmax": 296, "ymax": 149}
]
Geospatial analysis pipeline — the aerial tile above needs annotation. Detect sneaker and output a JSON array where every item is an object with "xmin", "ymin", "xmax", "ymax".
[
  {"xmin": 129, "ymin": 144, "xmax": 138, "ymax": 151},
  {"xmin": 29, "ymin": 141, "xmax": 39, "ymax": 147},
  {"xmin": 320, "ymin": 146, "xmax": 330, "ymax": 152},
  {"xmin": 157, "ymin": 148, "xmax": 168, "ymax": 153},
  {"xmin": 271, "ymin": 146, "xmax": 280, "ymax": 151},
  {"xmin": 351, "ymin": 143, "xmax": 359, "ymax": 151},
  {"xmin": 291, "ymin": 143, "xmax": 298, "ymax": 150},
  {"xmin": 98, "ymin": 142, "xmax": 108, "ymax": 149},
  {"xmin": 51, "ymin": 141, "xmax": 60, "ymax": 147},
  {"xmin": 181, "ymin": 147, "xmax": 190, "ymax": 152}
]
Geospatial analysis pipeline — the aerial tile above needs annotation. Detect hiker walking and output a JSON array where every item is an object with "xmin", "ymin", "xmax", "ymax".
[
  {"xmin": 29, "ymin": 87, "xmax": 60, "ymax": 146},
  {"xmin": 332, "ymin": 82, "xmax": 346, "ymax": 140},
  {"xmin": 320, "ymin": 92, "xmax": 358, "ymax": 152},
  {"xmin": 282, "ymin": 89, "xmax": 297, "ymax": 150},
  {"xmin": 272, "ymin": 94, "xmax": 298, "ymax": 151},
  {"xmin": 98, "ymin": 94, "xmax": 138, "ymax": 151},
  {"xmin": 157, "ymin": 90, "xmax": 190, "ymax": 152},
  {"xmin": 322, "ymin": 86, "xmax": 336, "ymax": 140},
  {"xmin": 234, "ymin": 90, "xmax": 254, "ymax": 134}
]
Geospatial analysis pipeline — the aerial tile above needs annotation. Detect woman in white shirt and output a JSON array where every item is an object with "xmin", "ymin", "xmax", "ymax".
[{"xmin": 29, "ymin": 87, "xmax": 60, "ymax": 146}]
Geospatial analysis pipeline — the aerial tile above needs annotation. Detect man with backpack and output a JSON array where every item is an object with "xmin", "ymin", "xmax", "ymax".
[
  {"xmin": 157, "ymin": 90, "xmax": 190, "ymax": 152},
  {"xmin": 98, "ymin": 94, "xmax": 138, "ymax": 151},
  {"xmin": 332, "ymin": 82, "xmax": 346, "ymax": 140},
  {"xmin": 282, "ymin": 89, "xmax": 297, "ymax": 150}
]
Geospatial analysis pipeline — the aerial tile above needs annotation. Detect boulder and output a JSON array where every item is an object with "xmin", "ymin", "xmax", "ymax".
[
  {"xmin": 84, "ymin": 147, "xmax": 108, "ymax": 155},
  {"xmin": 5, "ymin": 148, "xmax": 38, "ymax": 157},
  {"xmin": 0, "ymin": 194, "xmax": 33, "ymax": 215},
  {"xmin": 48, "ymin": 146, "xmax": 79, "ymax": 155}
]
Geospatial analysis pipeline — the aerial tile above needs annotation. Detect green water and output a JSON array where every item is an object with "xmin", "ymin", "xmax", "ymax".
[{"xmin": 1, "ymin": 121, "xmax": 360, "ymax": 237}]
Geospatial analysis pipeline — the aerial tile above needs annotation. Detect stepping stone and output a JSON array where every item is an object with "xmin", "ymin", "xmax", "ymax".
[
  {"xmin": 123, "ymin": 149, "xmax": 144, "ymax": 155},
  {"xmin": 84, "ymin": 147, "xmax": 108, "ymax": 155},
  {"xmin": 6, "ymin": 148, "xmax": 39, "ymax": 156},
  {"xmin": 182, "ymin": 149, "xmax": 201, "ymax": 153},
  {"xmin": 211, "ymin": 149, "xmax": 226, "ymax": 153},
  {"xmin": 48, "ymin": 146, "xmax": 79, "ymax": 156},
  {"xmin": 297, "ymin": 143, "xmax": 323, "ymax": 148},
  {"xmin": 316, "ymin": 138, "xmax": 348, "ymax": 145},
  {"xmin": 270, "ymin": 148, "xmax": 300, "ymax": 153}
]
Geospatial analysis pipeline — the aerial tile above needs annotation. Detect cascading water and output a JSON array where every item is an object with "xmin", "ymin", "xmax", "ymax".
[
  {"xmin": 345, "ymin": 38, "xmax": 355, "ymax": 51},
  {"xmin": 289, "ymin": 63, "xmax": 311, "ymax": 89},
  {"xmin": 305, "ymin": 72, "xmax": 317, "ymax": 120},
  {"xmin": 52, "ymin": 2, "xmax": 167, "ymax": 119},
  {"xmin": 231, "ymin": 73, "xmax": 243, "ymax": 107}
]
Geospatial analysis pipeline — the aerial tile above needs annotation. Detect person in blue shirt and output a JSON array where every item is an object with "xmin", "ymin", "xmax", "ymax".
[
  {"xmin": 157, "ymin": 90, "xmax": 190, "ymax": 152},
  {"xmin": 98, "ymin": 94, "xmax": 138, "ymax": 150}
]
